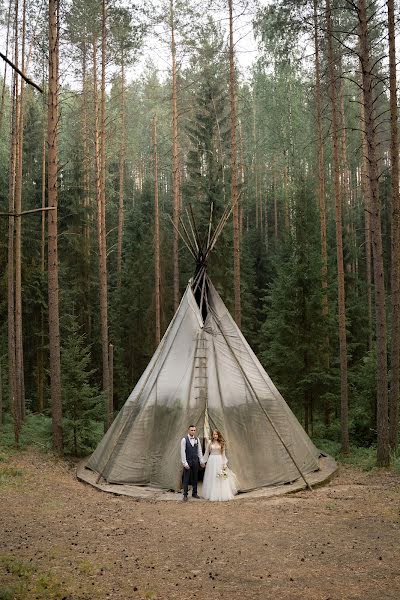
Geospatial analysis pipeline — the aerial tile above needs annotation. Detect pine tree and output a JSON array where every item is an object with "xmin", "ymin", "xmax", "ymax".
[
  {"xmin": 184, "ymin": 18, "xmax": 229, "ymax": 226},
  {"xmin": 48, "ymin": 0, "xmax": 63, "ymax": 453},
  {"xmin": 358, "ymin": 0, "xmax": 389, "ymax": 466}
]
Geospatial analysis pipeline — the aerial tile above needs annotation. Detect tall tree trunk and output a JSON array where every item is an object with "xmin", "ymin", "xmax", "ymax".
[
  {"xmin": 314, "ymin": 0, "xmax": 328, "ymax": 316},
  {"xmin": 0, "ymin": 360, "xmax": 3, "ymax": 426},
  {"xmin": 238, "ymin": 119, "xmax": 245, "ymax": 239},
  {"xmin": 99, "ymin": 0, "xmax": 111, "ymax": 429},
  {"xmin": 273, "ymin": 171, "xmax": 278, "ymax": 241},
  {"xmin": 108, "ymin": 342, "xmax": 113, "ymax": 426},
  {"xmin": 358, "ymin": 0, "xmax": 389, "ymax": 466},
  {"xmin": 284, "ymin": 162, "xmax": 290, "ymax": 232},
  {"xmin": 253, "ymin": 99, "xmax": 259, "ymax": 230},
  {"xmin": 0, "ymin": 0, "xmax": 12, "ymax": 133},
  {"xmin": 313, "ymin": 0, "xmax": 330, "ymax": 424},
  {"xmin": 8, "ymin": 69, "xmax": 19, "ymax": 445},
  {"xmin": 339, "ymin": 75, "xmax": 355, "ymax": 279},
  {"xmin": 153, "ymin": 115, "xmax": 161, "ymax": 346},
  {"xmin": 48, "ymin": 0, "xmax": 63, "ymax": 453},
  {"xmin": 228, "ymin": 0, "xmax": 241, "ymax": 327},
  {"xmin": 82, "ymin": 40, "xmax": 91, "ymax": 337},
  {"xmin": 360, "ymin": 101, "xmax": 373, "ymax": 351},
  {"xmin": 264, "ymin": 187, "xmax": 269, "ymax": 250},
  {"xmin": 93, "ymin": 33, "xmax": 104, "ymax": 355},
  {"xmin": 38, "ymin": 96, "xmax": 46, "ymax": 414},
  {"xmin": 15, "ymin": 0, "xmax": 27, "ymax": 421},
  {"xmin": 41, "ymin": 121, "xmax": 46, "ymax": 275},
  {"xmin": 271, "ymin": 163, "xmax": 276, "ymax": 240},
  {"xmin": 93, "ymin": 38, "xmax": 107, "ymax": 426},
  {"xmin": 326, "ymin": 0, "xmax": 349, "ymax": 453},
  {"xmin": 259, "ymin": 172, "xmax": 263, "ymax": 235},
  {"xmin": 388, "ymin": 0, "xmax": 399, "ymax": 452},
  {"xmin": 117, "ymin": 58, "xmax": 126, "ymax": 286},
  {"xmin": 170, "ymin": 0, "xmax": 180, "ymax": 310},
  {"xmin": 93, "ymin": 35, "xmax": 102, "ymax": 296}
]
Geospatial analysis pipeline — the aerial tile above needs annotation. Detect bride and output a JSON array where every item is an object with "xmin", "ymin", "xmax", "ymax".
[{"xmin": 202, "ymin": 430, "xmax": 237, "ymax": 501}]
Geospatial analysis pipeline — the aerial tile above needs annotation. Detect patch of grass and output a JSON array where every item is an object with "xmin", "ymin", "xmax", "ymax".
[
  {"xmin": 0, "ymin": 556, "xmax": 35, "ymax": 578},
  {"xmin": 36, "ymin": 572, "xmax": 63, "ymax": 596},
  {"xmin": 0, "ymin": 413, "xmax": 53, "ymax": 454},
  {"xmin": 340, "ymin": 446, "xmax": 377, "ymax": 471},
  {"xmin": 314, "ymin": 438, "xmax": 377, "ymax": 471},
  {"xmin": 0, "ymin": 586, "xmax": 16, "ymax": 600},
  {"xmin": 1, "ymin": 412, "xmax": 103, "ymax": 458},
  {"xmin": 393, "ymin": 452, "xmax": 400, "ymax": 473},
  {"xmin": 0, "ymin": 466, "xmax": 24, "ymax": 486},
  {"xmin": 77, "ymin": 560, "xmax": 95, "ymax": 575},
  {"xmin": 0, "ymin": 555, "xmax": 75, "ymax": 600},
  {"xmin": 313, "ymin": 438, "xmax": 341, "ymax": 458}
]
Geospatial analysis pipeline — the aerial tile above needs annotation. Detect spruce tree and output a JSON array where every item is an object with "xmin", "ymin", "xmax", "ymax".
[
  {"xmin": 261, "ymin": 178, "xmax": 327, "ymax": 431},
  {"xmin": 61, "ymin": 313, "xmax": 103, "ymax": 456}
]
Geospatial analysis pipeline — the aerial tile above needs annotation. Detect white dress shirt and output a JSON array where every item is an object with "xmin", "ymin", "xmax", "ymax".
[{"xmin": 181, "ymin": 435, "xmax": 204, "ymax": 469}]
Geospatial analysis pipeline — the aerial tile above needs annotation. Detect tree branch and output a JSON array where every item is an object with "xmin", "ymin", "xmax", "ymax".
[
  {"xmin": 0, "ymin": 51, "xmax": 43, "ymax": 93},
  {"xmin": 0, "ymin": 207, "xmax": 56, "ymax": 217}
]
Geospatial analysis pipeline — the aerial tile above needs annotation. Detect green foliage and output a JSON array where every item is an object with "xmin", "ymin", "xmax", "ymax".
[
  {"xmin": 183, "ymin": 17, "xmax": 229, "ymax": 221},
  {"xmin": 394, "ymin": 453, "xmax": 400, "ymax": 473},
  {"xmin": 0, "ymin": 555, "xmax": 72, "ymax": 600},
  {"xmin": 0, "ymin": 587, "xmax": 14, "ymax": 600},
  {"xmin": 0, "ymin": 413, "xmax": 52, "ymax": 452},
  {"xmin": 315, "ymin": 435, "xmax": 400, "ymax": 471},
  {"xmin": 314, "ymin": 438, "xmax": 377, "ymax": 471},
  {"xmin": 0, "ymin": 466, "xmax": 23, "ymax": 486},
  {"xmin": 260, "ymin": 178, "xmax": 329, "ymax": 422},
  {"xmin": 108, "ymin": 4, "xmax": 145, "ymax": 65},
  {"xmin": 109, "ymin": 183, "xmax": 162, "ymax": 404},
  {"xmin": 255, "ymin": 0, "xmax": 310, "ymax": 63},
  {"xmin": 61, "ymin": 314, "xmax": 104, "ymax": 456},
  {"xmin": 312, "ymin": 437, "xmax": 341, "ymax": 458},
  {"xmin": 240, "ymin": 229, "xmax": 270, "ymax": 351},
  {"xmin": 348, "ymin": 351, "xmax": 377, "ymax": 446}
]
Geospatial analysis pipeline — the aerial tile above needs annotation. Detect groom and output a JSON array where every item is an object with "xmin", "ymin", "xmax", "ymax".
[{"xmin": 181, "ymin": 425, "xmax": 205, "ymax": 501}]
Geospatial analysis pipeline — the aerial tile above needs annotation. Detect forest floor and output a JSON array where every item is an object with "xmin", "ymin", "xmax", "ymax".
[{"xmin": 0, "ymin": 449, "xmax": 399, "ymax": 600}]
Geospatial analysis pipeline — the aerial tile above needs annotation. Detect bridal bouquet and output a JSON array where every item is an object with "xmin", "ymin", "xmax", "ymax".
[{"xmin": 217, "ymin": 465, "xmax": 228, "ymax": 480}]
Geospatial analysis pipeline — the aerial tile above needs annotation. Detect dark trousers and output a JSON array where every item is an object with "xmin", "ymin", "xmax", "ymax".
[{"xmin": 183, "ymin": 460, "xmax": 199, "ymax": 496}]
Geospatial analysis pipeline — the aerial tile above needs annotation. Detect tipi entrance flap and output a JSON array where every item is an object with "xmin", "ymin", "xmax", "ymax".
[{"xmin": 187, "ymin": 281, "xmax": 204, "ymax": 328}]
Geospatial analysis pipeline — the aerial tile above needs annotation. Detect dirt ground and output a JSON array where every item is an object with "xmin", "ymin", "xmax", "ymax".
[{"xmin": 1, "ymin": 450, "xmax": 399, "ymax": 600}]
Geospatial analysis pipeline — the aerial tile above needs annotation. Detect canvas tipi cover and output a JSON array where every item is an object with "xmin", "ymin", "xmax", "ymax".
[{"xmin": 87, "ymin": 279, "xmax": 320, "ymax": 492}]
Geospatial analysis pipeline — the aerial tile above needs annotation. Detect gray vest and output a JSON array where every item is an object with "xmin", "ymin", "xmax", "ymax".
[{"xmin": 185, "ymin": 436, "xmax": 199, "ymax": 465}]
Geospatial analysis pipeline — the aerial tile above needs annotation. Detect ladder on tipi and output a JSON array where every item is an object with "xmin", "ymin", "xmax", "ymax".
[{"xmin": 193, "ymin": 331, "xmax": 210, "ymax": 436}]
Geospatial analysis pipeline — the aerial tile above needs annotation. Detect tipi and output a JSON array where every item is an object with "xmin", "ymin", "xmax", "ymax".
[{"xmin": 87, "ymin": 207, "xmax": 321, "ymax": 492}]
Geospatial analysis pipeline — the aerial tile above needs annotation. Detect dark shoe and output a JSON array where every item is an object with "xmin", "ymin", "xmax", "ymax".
[
  {"xmin": 192, "ymin": 494, "xmax": 201, "ymax": 499},
  {"xmin": 182, "ymin": 496, "xmax": 188, "ymax": 502}
]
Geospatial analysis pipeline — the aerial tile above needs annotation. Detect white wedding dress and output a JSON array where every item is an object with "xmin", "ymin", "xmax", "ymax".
[{"xmin": 202, "ymin": 442, "xmax": 238, "ymax": 501}]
